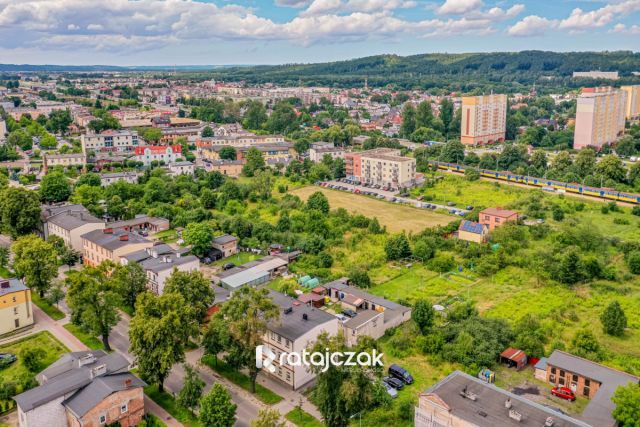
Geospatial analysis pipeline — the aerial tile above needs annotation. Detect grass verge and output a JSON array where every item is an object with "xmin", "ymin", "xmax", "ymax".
[
  {"xmin": 144, "ymin": 384, "xmax": 199, "ymax": 427},
  {"xmin": 201, "ymin": 355, "xmax": 284, "ymax": 404},
  {"xmin": 285, "ymin": 408, "xmax": 323, "ymax": 427},
  {"xmin": 31, "ymin": 293, "xmax": 65, "ymax": 321},
  {"xmin": 63, "ymin": 323, "xmax": 104, "ymax": 350}
]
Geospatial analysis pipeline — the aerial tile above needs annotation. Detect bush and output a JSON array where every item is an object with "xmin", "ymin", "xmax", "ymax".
[
  {"xmin": 632, "ymin": 205, "xmax": 640, "ymax": 216},
  {"xmin": 398, "ymin": 400, "xmax": 414, "ymax": 421},
  {"xmin": 627, "ymin": 251, "xmax": 640, "ymax": 274},
  {"xmin": 601, "ymin": 205, "xmax": 609, "ymax": 214},
  {"xmin": 601, "ymin": 301, "xmax": 627, "ymax": 336},
  {"xmin": 613, "ymin": 217, "xmax": 629, "ymax": 225},
  {"xmin": 20, "ymin": 347, "xmax": 46, "ymax": 372}
]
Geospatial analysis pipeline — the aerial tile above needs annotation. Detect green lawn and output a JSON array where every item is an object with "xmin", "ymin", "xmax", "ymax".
[
  {"xmin": 212, "ymin": 251, "xmax": 261, "ymax": 267},
  {"xmin": 285, "ymin": 408, "xmax": 324, "ymax": 427},
  {"xmin": 31, "ymin": 293, "xmax": 65, "ymax": 321},
  {"xmin": 144, "ymin": 384, "xmax": 200, "ymax": 427},
  {"xmin": 63, "ymin": 323, "xmax": 104, "ymax": 350},
  {"xmin": 154, "ymin": 229, "xmax": 179, "ymax": 244},
  {"xmin": 0, "ymin": 266, "xmax": 12, "ymax": 279},
  {"xmin": 201, "ymin": 355, "xmax": 284, "ymax": 404}
]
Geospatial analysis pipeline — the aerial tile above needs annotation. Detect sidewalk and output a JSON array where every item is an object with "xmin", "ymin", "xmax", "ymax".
[{"xmin": 257, "ymin": 373, "xmax": 323, "ymax": 421}]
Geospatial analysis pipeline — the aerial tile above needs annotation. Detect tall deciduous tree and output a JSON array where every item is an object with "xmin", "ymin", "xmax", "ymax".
[
  {"xmin": 112, "ymin": 262, "xmax": 148, "ymax": 309},
  {"xmin": 242, "ymin": 147, "xmax": 265, "ymax": 177},
  {"xmin": 178, "ymin": 363, "xmax": 205, "ymax": 415},
  {"xmin": 612, "ymin": 382, "xmax": 640, "ymax": 426},
  {"xmin": 203, "ymin": 312, "xmax": 231, "ymax": 366},
  {"xmin": 600, "ymin": 301, "xmax": 627, "ymax": 337},
  {"xmin": 385, "ymin": 233, "xmax": 412, "ymax": 261},
  {"xmin": 251, "ymin": 409, "xmax": 285, "ymax": 427},
  {"xmin": 199, "ymin": 384, "xmax": 237, "ymax": 427},
  {"xmin": 182, "ymin": 222, "xmax": 213, "ymax": 257},
  {"xmin": 400, "ymin": 104, "xmax": 416, "ymax": 137},
  {"xmin": 12, "ymin": 235, "xmax": 58, "ymax": 297},
  {"xmin": 40, "ymin": 171, "xmax": 72, "ymax": 203},
  {"xmin": 306, "ymin": 191, "xmax": 330, "ymax": 214},
  {"xmin": 0, "ymin": 188, "xmax": 41, "ymax": 237},
  {"xmin": 129, "ymin": 292, "xmax": 198, "ymax": 392},
  {"xmin": 164, "ymin": 269, "xmax": 214, "ymax": 323},
  {"xmin": 66, "ymin": 264, "xmax": 121, "ymax": 351},
  {"xmin": 219, "ymin": 287, "xmax": 279, "ymax": 393},
  {"xmin": 413, "ymin": 299, "xmax": 435, "ymax": 334}
]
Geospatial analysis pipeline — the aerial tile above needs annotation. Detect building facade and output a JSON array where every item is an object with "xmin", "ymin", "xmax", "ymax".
[
  {"xmin": 573, "ymin": 87, "xmax": 627, "ymax": 150},
  {"xmin": 81, "ymin": 130, "xmax": 139, "ymax": 155},
  {"xmin": 134, "ymin": 145, "xmax": 182, "ymax": 166},
  {"xmin": 345, "ymin": 148, "xmax": 416, "ymax": 188},
  {"xmin": 0, "ymin": 279, "xmax": 33, "ymax": 335},
  {"xmin": 621, "ymin": 85, "xmax": 640, "ymax": 120},
  {"xmin": 81, "ymin": 229, "xmax": 154, "ymax": 267},
  {"xmin": 478, "ymin": 208, "xmax": 518, "ymax": 231},
  {"xmin": 45, "ymin": 208, "xmax": 105, "ymax": 253},
  {"xmin": 460, "ymin": 94, "xmax": 507, "ymax": 145},
  {"xmin": 43, "ymin": 153, "xmax": 86, "ymax": 172}
]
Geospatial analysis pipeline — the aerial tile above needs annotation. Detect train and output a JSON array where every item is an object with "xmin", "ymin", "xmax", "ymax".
[{"xmin": 429, "ymin": 161, "xmax": 640, "ymax": 204}]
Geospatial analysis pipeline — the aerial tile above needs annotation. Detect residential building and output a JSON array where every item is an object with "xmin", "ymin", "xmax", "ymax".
[
  {"xmin": 206, "ymin": 159, "xmax": 244, "ymax": 177},
  {"xmin": 415, "ymin": 370, "xmax": 589, "ymax": 427},
  {"xmin": 574, "ymin": 87, "xmax": 627, "ymax": 150},
  {"xmin": 0, "ymin": 279, "xmax": 33, "ymax": 335},
  {"xmin": 212, "ymin": 254, "xmax": 297, "ymax": 290},
  {"xmin": 199, "ymin": 143, "xmax": 294, "ymax": 164},
  {"xmin": 14, "ymin": 350, "xmax": 145, "ymax": 427},
  {"xmin": 479, "ymin": 207, "xmax": 518, "ymax": 231},
  {"xmin": 196, "ymin": 134, "xmax": 285, "ymax": 150},
  {"xmin": 108, "ymin": 215, "xmax": 170, "ymax": 233},
  {"xmin": 460, "ymin": 94, "xmax": 507, "ymax": 145},
  {"xmin": 545, "ymin": 350, "xmax": 639, "ymax": 427},
  {"xmin": 323, "ymin": 278, "xmax": 412, "ymax": 346},
  {"xmin": 309, "ymin": 142, "xmax": 346, "ymax": 163},
  {"xmin": 573, "ymin": 71, "xmax": 619, "ymax": 80},
  {"xmin": 621, "ymin": 85, "xmax": 640, "ymax": 119},
  {"xmin": 457, "ymin": 220, "xmax": 488, "ymax": 243},
  {"xmin": 81, "ymin": 130, "xmax": 139, "ymax": 155},
  {"xmin": 212, "ymin": 234, "xmax": 239, "ymax": 258},
  {"xmin": 100, "ymin": 172, "xmax": 139, "ymax": 187},
  {"xmin": 345, "ymin": 148, "xmax": 416, "ymax": 189},
  {"xmin": 43, "ymin": 153, "xmax": 86, "ymax": 172},
  {"xmin": 167, "ymin": 161, "xmax": 194, "ymax": 176},
  {"xmin": 42, "ymin": 205, "xmax": 105, "ymax": 252},
  {"xmin": 259, "ymin": 290, "xmax": 339, "ymax": 390},
  {"xmin": 134, "ymin": 145, "xmax": 182, "ymax": 167},
  {"xmin": 81, "ymin": 228, "xmax": 154, "ymax": 267},
  {"xmin": 120, "ymin": 244, "xmax": 199, "ymax": 295},
  {"xmin": 0, "ymin": 119, "xmax": 6, "ymax": 143}
]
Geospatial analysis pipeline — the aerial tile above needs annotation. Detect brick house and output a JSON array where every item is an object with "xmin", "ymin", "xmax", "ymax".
[
  {"xmin": 212, "ymin": 234, "xmax": 239, "ymax": 258},
  {"xmin": 479, "ymin": 207, "xmax": 518, "ymax": 230}
]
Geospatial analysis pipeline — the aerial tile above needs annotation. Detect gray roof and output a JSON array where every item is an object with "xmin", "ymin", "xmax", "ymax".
[
  {"xmin": 343, "ymin": 309, "xmax": 383, "ymax": 329},
  {"xmin": 63, "ymin": 373, "xmax": 145, "ymax": 417},
  {"xmin": 48, "ymin": 210, "xmax": 102, "ymax": 230},
  {"xmin": 0, "ymin": 278, "xmax": 28, "ymax": 297},
  {"xmin": 14, "ymin": 351, "xmax": 135, "ymax": 413},
  {"xmin": 42, "ymin": 203, "xmax": 88, "ymax": 221},
  {"xmin": 323, "ymin": 279, "xmax": 411, "ymax": 314},
  {"xmin": 81, "ymin": 229, "xmax": 150, "ymax": 251},
  {"xmin": 547, "ymin": 350, "xmax": 639, "ymax": 427},
  {"xmin": 422, "ymin": 370, "xmax": 590, "ymax": 427},
  {"xmin": 268, "ymin": 290, "xmax": 337, "ymax": 341},
  {"xmin": 125, "ymin": 246, "xmax": 199, "ymax": 274},
  {"xmin": 170, "ymin": 161, "xmax": 193, "ymax": 167},
  {"xmin": 108, "ymin": 215, "xmax": 168, "ymax": 230},
  {"xmin": 213, "ymin": 234, "xmax": 237, "ymax": 245}
]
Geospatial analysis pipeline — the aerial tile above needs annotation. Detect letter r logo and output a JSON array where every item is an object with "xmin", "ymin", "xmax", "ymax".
[{"xmin": 256, "ymin": 345, "xmax": 276, "ymax": 373}]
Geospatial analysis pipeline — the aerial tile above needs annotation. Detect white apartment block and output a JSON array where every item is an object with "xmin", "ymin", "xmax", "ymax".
[
  {"xmin": 346, "ymin": 148, "xmax": 416, "ymax": 188},
  {"xmin": 81, "ymin": 130, "xmax": 139, "ymax": 155},
  {"xmin": 460, "ymin": 94, "xmax": 507, "ymax": 145},
  {"xmin": 43, "ymin": 153, "xmax": 86, "ymax": 172},
  {"xmin": 621, "ymin": 85, "xmax": 640, "ymax": 120},
  {"xmin": 573, "ymin": 71, "xmax": 619, "ymax": 80},
  {"xmin": 574, "ymin": 87, "xmax": 627, "ymax": 150}
]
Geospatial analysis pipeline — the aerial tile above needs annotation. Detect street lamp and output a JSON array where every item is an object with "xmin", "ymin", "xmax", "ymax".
[{"xmin": 350, "ymin": 411, "xmax": 363, "ymax": 427}]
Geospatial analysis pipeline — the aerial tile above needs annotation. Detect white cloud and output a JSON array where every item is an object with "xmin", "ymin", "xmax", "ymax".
[
  {"xmin": 301, "ymin": 0, "xmax": 416, "ymax": 16},
  {"xmin": 507, "ymin": 15, "xmax": 557, "ymax": 37},
  {"xmin": 611, "ymin": 23, "xmax": 640, "ymax": 34},
  {"xmin": 558, "ymin": 0, "xmax": 640, "ymax": 31},
  {"xmin": 67, "ymin": 24, "xmax": 79, "ymax": 30},
  {"xmin": 436, "ymin": 0, "xmax": 483, "ymax": 15},
  {"xmin": 86, "ymin": 24, "xmax": 103, "ymax": 31},
  {"xmin": 275, "ymin": 0, "xmax": 310, "ymax": 7}
]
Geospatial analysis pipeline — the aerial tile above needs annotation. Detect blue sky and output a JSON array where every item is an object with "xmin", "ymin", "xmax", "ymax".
[{"xmin": 0, "ymin": 0, "xmax": 638, "ymax": 66}]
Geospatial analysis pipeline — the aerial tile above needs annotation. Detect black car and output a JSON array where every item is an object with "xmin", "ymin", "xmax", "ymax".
[
  {"xmin": 222, "ymin": 263, "xmax": 236, "ymax": 270},
  {"xmin": 342, "ymin": 309, "xmax": 357, "ymax": 318},
  {"xmin": 0, "ymin": 353, "xmax": 17, "ymax": 368},
  {"xmin": 389, "ymin": 364, "xmax": 414, "ymax": 384},
  {"xmin": 383, "ymin": 376, "xmax": 404, "ymax": 390}
]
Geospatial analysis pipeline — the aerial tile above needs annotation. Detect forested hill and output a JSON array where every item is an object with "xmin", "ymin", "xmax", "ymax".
[{"xmin": 205, "ymin": 51, "xmax": 640, "ymax": 93}]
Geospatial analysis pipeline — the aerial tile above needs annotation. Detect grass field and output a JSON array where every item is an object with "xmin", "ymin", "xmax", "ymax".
[
  {"xmin": 63, "ymin": 323, "xmax": 105, "ymax": 350},
  {"xmin": 212, "ymin": 251, "xmax": 261, "ymax": 267},
  {"xmin": 290, "ymin": 186, "xmax": 453, "ymax": 233},
  {"xmin": 144, "ymin": 384, "xmax": 200, "ymax": 427},
  {"xmin": 285, "ymin": 408, "xmax": 324, "ymax": 427}
]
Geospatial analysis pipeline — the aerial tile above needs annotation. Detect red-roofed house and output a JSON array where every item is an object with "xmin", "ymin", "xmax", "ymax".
[
  {"xmin": 479, "ymin": 207, "xmax": 518, "ymax": 231},
  {"xmin": 134, "ymin": 145, "xmax": 182, "ymax": 166}
]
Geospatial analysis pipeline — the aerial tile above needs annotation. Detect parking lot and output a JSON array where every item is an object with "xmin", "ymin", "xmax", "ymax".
[{"xmin": 319, "ymin": 179, "xmax": 472, "ymax": 217}]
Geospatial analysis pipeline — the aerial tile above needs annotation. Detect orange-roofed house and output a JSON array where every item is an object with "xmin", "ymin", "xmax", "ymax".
[
  {"xmin": 479, "ymin": 207, "xmax": 518, "ymax": 231},
  {"xmin": 134, "ymin": 145, "xmax": 182, "ymax": 167}
]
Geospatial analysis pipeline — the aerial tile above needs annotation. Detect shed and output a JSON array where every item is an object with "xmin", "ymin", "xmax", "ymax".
[
  {"xmin": 534, "ymin": 357, "xmax": 548, "ymax": 380},
  {"xmin": 298, "ymin": 292, "xmax": 325, "ymax": 308},
  {"xmin": 311, "ymin": 286, "xmax": 325, "ymax": 295},
  {"xmin": 500, "ymin": 347, "xmax": 528, "ymax": 370}
]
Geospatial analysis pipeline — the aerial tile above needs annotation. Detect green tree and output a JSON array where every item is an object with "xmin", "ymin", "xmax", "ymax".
[
  {"xmin": 219, "ymin": 146, "xmax": 237, "ymax": 160},
  {"xmin": 12, "ymin": 235, "xmax": 58, "ymax": 297},
  {"xmin": 219, "ymin": 287, "xmax": 279, "ymax": 393},
  {"xmin": 385, "ymin": 233, "xmax": 412, "ymax": 261},
  {"xmin": 573, "ymin": 148, "xmax": 596, "ymax": 178},
  {"xmin": 76, "ymin": 173, "xmax": 101, "ymax": 187},
  {"xmin": 251, "ymin": 409, "xmax": 285, "ymax": 427},
  {"xmin": 612, "ymin": 382, "xmax": 640, "ymax": 426},
  {"xmin": 439, "ymin": 98, "xmax": 454, "ymax": 135},
  {"xmin": 413, "ymin": 299, "xmax": 435, "ymax": 334},
  {"xmin": 626, "ymin": 250, "xmax": 640, "ymax": 274},
  {"xmin": 20, "ymin": 347, "xmax": 46, "ymax": 372},
  {"xmin": 40, "ymin": 171, "xmax": 71, "ymax": 203},
  {"xmin": 570, "ymin": 329, "xmax": 602, "ymax": 361},
  {"xmin": 201, "ymin": 126, "xmax": 214, "ymax": 138},
  {"xmin": 243, "ymin": 101, "xmax": 268, "ymax": 130},
  {"xmin": 595, "ymin": 154, "xmax": 627, "ymax": 183},
  {"xmin": 112, "ymin": 262, "xmax": 148, "ymax": 309},
  {"xmin": 202, "ymin": 312, "xmax": 231, "ymax": 366},
  {"xmin": 199, "ymin": 384, "xmax": 237, "ymax": 427},
  {"xmin": 46, "ymin": 281, "xmax": 66, "ymax": 307},
  {"xmin": 183, "ymin": 222, "xmax": 214, "ymax": 257},
  {"xmin": 164, "ymin": 269, "xmax": 214, "ymax": 323},
  {"xmin": 253, "ymin": 169, "xmax": 274, "ymax": 200},
  {"xmin": 66, "ymin": 264, "xmax": 122, "ymax": 351},
  {"xmin": 140, "ymin": 127, "xmax": 162, "ymax": 144},
  {"xmin": 129, "ymin": 292, "xmax": 198, "ymax": 392},
  {"xmin": 400, "ymin": 104, "xmax": 416, "ymax": 137},
  {"xmin": 178, "ymin": 363, "xmax": 205, "ymax": 414},
  {"xmin": 0, "ymin": 188, "xmax": 41, "ymax": 236},
  {"xmin": 306, "ymin": 191, "xmax": 330, "ymax": 214},
  {"xmin": 600, "ymin": 301, "xmax": 627, "ymax": 336},
  {"xmin": 415, "ymin": 101, "xmax": 434, "ymax": 129},
  {"xmin": 266, "ymin": 102, "xmax": 297, "ymax": 134},
  {"xmin": 440, "ymin": 140, "xmax": 465, "ymax": 163},
  {"xmin": 513, "ymin": 314, "xmax": 546, "ymax": 358},
  {"xmin": 242, "ymin": 147, "xmax": 265, "ymax": 177}
]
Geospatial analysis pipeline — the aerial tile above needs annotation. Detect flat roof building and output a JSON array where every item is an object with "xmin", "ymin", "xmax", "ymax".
[
  {"xmin": 621, "ymin": 85, "xmax": 640, "ymax": 120},
  {"xmin": 574, "ymin": 87, "xmax": 627, "ymax": 150}
]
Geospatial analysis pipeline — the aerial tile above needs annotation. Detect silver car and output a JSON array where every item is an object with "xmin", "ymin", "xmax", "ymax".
[{"xmin": 383, "ymin": 381, "xmax": 398, "ymax": 398}]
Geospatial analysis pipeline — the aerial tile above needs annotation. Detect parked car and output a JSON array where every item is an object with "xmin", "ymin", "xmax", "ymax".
[
  {"xmin": 222, "ymin": 263, "xmax": 236, "ymax": 271},
  {"xmin": 0, "ymin": 353, "xmax": 16, "ymax": 368},
  {"xmin": 447, "ymin": 201, "xmax": 456, "ymax": 206},
  {"xmin": 383, "ymin": 376, "xmax": 405, "ymax": 390},
  {"xmin": 382, "ymin": 381, "xmax": 398, "ymax": 398},
  {"xmin": 551, "ymin": 387, "xmax": 576, "ymax": 401},
  {"xmin": 466, "ymin": 205, "xmax": 474, "ymax": 210},
  {"xmin": 341, "ymin": 309, "xmax": 357, "ymax": 318},
  {"xmin": 389, "ymin": 364, "xmax": 414, "ymax": 384},
  {"xmin": 335, "ymin": 313, "xmax": 349, "ymax": 322},
  {"xmin": 138, "ymin": 230, "xmax": 149, "ymax": 237}
]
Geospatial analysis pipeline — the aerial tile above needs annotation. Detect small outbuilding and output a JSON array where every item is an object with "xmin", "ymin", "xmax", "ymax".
[
  {"xmin": 534, "ymin": 357, "xmax": 548, "ymax": 380},
  {"xmin": 500, "ymin": 347, "xmax": 528, "ymax": 370},
  {"xmin": 298, "ymin": 292, "xmax": 325, "ymax": 308}
]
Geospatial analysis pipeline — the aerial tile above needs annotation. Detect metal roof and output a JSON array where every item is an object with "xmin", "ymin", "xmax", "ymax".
[
  {"xmin": 0, "ymin": 278, "xmax": 28, "ymax": 297},
  {"xmin": 268, "ymin": 290, "xmax": 337, "ymax": 341},
  {"xmin": 459, "ymin": 220, "xmax": 486, "ymax": 235},
  {"xmin": 81, "ymin": 229, "xmax": 151, "ymax": 251},
  {"xmin": 63, "ymin": 373, "xmax": 145, "ymax": 417}
]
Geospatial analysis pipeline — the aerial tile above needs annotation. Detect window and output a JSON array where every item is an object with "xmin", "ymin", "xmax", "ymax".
[
  {"xmin": 585, "ymin": 379, "xmax": 590, "ymax": 386},
  {"xmin": 583, "ymin": 387, "xmax": 590, "ymax": 397},
  {"xmin": 121, "ymin": 404, "xmax": 128, "ymax": 414},
  {"xmin": 286, "ymin": 372, "xmax": 291, "ymax": 382},
  {"xmin": 572, "ymin": 374, "xmax": 578, "ymax": 382},
  {"xmin": 560, "ymin": 370, "xmax": 565, "ymax": 377},
  {"xmin": 550, "ymin": 375, "xmax": 556, "ymax": 383},
  {"xmin": 559, "ymin": 377, "xmax": 565, "ymax": 386},
  {"xmin": 14, "ymin": 319, "xmax": 19, "ymax": 328},
  {"xmin": 14, "ymin": 307, "xmax": 18, "ymax": 315},
  {"xmin": 551, "ymin": 368, "xmax": 556, "ymax": 374},
  {"xmin": 99, "ymin": 415, "xmax": 106, "ymax": 425}
]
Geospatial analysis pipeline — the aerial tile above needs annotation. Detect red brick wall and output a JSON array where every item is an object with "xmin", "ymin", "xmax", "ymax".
[{"xmin": 73, "ymin": 387, "xmax": 145, "ymax": 427}]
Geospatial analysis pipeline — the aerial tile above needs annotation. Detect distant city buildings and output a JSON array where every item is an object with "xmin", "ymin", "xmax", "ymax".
[
  {"xmin": 573, "ymin": 71, "xmax": 619, "ymax": 80},
  {"xmin": 573, "ymin": 87, "xmax": 627, "ymax": 150},
  {"xmin": 460, "ymin": 94, "xmax": 507, "ymax": 145},
  {"xmin": 621, "ymin": 85, "xmax": 640, "ymax": 120}
]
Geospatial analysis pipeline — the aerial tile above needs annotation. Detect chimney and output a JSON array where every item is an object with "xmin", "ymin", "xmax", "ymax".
[
  {"xmin": 0, "ymin": 280, "xmax": 9, "ymax": 289},
  {"xmin": 124, "ymin": 378, "xmax": 133, "ymax": 388},
  {"xmin": 119, "ymin": 234, "xmax": 129, "ymax": 242},
  {"xmin": 78, "ymin": 354, "xmax": 96, "ymax": 367}
]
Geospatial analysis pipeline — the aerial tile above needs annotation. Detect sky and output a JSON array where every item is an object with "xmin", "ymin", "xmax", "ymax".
[{"xmin": 0, "ymin": 0, "xmax": 638, "ymax": 66}]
